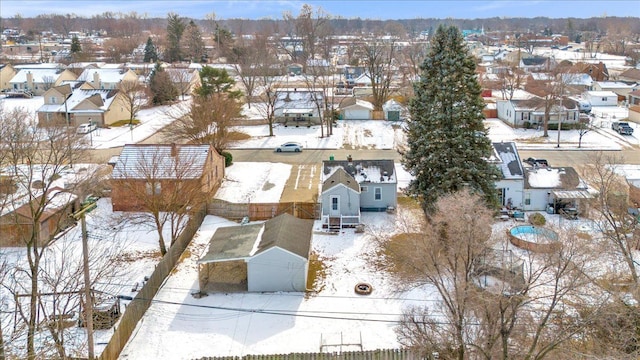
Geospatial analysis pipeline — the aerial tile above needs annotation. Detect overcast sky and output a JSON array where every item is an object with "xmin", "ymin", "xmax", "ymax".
[{"xmin": 1, "ymin": 0, "xmax": 638, "ymax": 20}]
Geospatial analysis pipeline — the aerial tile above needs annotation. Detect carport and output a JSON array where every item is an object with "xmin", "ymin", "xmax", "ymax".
[{"xmin": 551, "ymin": 189, "xmax": 596, "ymax": 217}]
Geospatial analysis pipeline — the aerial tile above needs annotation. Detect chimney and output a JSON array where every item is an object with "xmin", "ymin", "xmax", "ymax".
[
  {"xmin": 26, "ymin": 71, "xmax": 33, "ymax": 90},
  {"xmin": 93, "ymin": 71, "xmax": 100, "ymax": 88},
  {"xmin": 170, "ymin": 143, "xmax": 177, "ymax": 157}
]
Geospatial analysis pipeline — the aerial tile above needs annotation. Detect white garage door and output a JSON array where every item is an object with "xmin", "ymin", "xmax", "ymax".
[{"xmin": 345, "ymin": 109, "xmax": 370, "ymax": 120}]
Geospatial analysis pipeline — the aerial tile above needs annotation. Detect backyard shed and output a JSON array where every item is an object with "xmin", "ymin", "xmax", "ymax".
[{"xmin": 198, "ymin": 213, "xmax": 314, "ymax": 293}]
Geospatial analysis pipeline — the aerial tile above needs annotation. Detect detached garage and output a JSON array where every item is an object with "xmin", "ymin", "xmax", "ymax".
[
  {"xmin": 340, "ymin": 99, "xmax": 374, "ymax": 120},
  {"xmin": 383, "ymin": 99, "xmax": 405, "ymax": 121},
  {"xmin": 198, "ymin": 213, "xmax": 314, "ymax": 293}
]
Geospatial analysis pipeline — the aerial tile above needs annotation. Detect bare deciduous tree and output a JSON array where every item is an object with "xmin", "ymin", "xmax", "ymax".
[
  {"xmin": 163, "ymin": 94, "xmax": 242, "ymax": 153},
  {"xmin": 378, "ymin": 191, "xmax": 605, "ymax": 360},
  {"xmin": 0, "ymin": 105, "xmax": 99, "ymax": 359},
  {"xmin": 582, "ymin": 153, "xmax": 640, "ymax": 299},
  {"xmin": 117, "ymin": 80, "xmax": 147, "ymax": 123},
  {"xmin": 113, "ymin": 145, "xmax": 216, "ymax": 255},
  {"xmin": 360, "ymin": 37, "xmax": 397, "ymax": 116}
]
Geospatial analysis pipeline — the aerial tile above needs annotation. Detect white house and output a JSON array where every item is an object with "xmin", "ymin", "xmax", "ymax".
[
  {"xmin": 197, "ymin": 213, "xmax": 314, "ymax": 293},
  {"xmin": 582, "ymin": 91, "xmax": 618, "ymax": 106},
  {"xmin": 491, "ymin": 142, "xmax": 525, "ymax": 209},
  {"xmin": 522, "ymin": 166, "xmax": 592, "ymax": 214},
  {"xmin": 496, "ymin": 97, "xmax": 580, "ymax": 128},
  {"xmin": 274, "ymin": 89, "xmax": 323, "ymax": 125}
]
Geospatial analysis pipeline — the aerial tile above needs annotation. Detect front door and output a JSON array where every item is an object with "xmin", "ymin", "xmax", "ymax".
[{"xmin": 330, "ymin": 195, "xmax": 340, "ymax": 216}]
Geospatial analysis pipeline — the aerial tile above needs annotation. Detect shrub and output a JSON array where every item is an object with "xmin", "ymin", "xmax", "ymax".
[
  {"xmin": 221, "ymin": 151, "xmax": 233, "ymax": 167},
  {"xmin": 523, "ymin": 121, "xmax": 532, "ymax": 129},
  {"xmin": 528, "ymin": 212, "xmax": 546, "ymax": 226}
]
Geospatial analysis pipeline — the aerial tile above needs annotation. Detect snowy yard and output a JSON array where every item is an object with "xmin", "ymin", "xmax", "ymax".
[
  {"xmin": 2, "ymin": 95, "xmax": 636, "ymax": 151},
  {"xmin": 119, "ymin": 212, "xmax": 433, "ymax": 359}
]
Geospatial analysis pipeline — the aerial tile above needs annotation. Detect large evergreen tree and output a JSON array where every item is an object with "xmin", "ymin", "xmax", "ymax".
[
  {"xmin": 165, "ymin": 12, "xmax": 186, "ymax": 63},
  {"xmin": 143, "ymin": 37, "xmax": 158, "ymax": 63},
  {"xmin": 149, "ymin": 63, "xmax": 178, "ymax": 105},
  {"xmin": 70, "ymin": 35, "xmax": 82, "ymax": 54},
  {"xmin": 195, "ymin": 66, "xmax": 241, "ymax": 99},
  {"xmin": 402, "ymin": 25, "xmax": 500, "ymax": 212}
]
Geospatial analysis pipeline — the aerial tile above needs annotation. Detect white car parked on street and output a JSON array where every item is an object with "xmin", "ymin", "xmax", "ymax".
[
  {"xmin": 76, "ymin": 122, "xmax": 97, "ymax": 134},
  {"xmin": 275, "ymin": 142, "xmax": 303, "ymax": 152}
]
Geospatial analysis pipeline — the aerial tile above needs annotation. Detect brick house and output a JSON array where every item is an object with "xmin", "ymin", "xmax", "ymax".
[
  {"xmin": 0, "ymin": 187, "xmax": 78, "ymax": 247},
  {"xmin": 111, "ymin": 144, "xmax": 225, "ymax": 212}
]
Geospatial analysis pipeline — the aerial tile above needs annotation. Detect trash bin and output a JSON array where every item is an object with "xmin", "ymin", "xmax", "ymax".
[{"xmin": 329, "ymin": 155, "xmax": 334, "ymax": 161}]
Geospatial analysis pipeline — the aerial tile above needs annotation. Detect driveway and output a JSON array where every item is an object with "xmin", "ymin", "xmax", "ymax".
[{"xmin": 280, "ymin": 164, "xmax": 321, "ymax": 203}]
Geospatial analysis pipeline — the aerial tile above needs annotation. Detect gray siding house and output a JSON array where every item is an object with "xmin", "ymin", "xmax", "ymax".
[
  {"xmin": 320, "ymin": 168, "xmax": 361, "ymax": 229},
  {"xmin": 321, "ymin": 159, "xmax": 397, "ymax": 228},
  {"xmin": 198, "ymin": 213, "xmax": 313, "ymax": 293}
]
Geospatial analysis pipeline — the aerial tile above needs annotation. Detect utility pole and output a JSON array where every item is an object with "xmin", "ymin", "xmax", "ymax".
[{"xmin": 72, "ymin": 197, "xmax": 98, "ymax": 360}]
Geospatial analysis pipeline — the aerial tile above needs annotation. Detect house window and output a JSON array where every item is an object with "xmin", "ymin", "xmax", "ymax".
[
  {"xmin": 602, "ymin": 97, "xmax": 607, "ymax": 101},
  {"xmin": 374, "ymin": 187, "xmax": 382, "ymax": 200},
  {"xmin": 360, "ymin": 186, "xmax": 368, "ymax": 192},
  {"xmin": 331, "ymin": 196, "xmax": 339, "ymax": 211},
  {"xmin": 50, "ymin": 96, "xmax": 57, "ymax": 104},
  {"xmin": 525, "ymin": 193, "xmax": 531, "ymax": 206},
  {"xmin": 146, "ymin": 182, "xmax": 161, "ymax": 195}
]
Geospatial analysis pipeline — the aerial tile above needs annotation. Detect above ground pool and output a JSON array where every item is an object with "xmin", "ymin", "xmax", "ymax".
[{"xmin": 508, "ymin": 225, "xmax": 560, "ymax": 253}]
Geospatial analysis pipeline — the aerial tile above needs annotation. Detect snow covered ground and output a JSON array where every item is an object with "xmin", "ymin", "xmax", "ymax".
[
  {"xmin": 119, "ymin": 212, "xmax": 435, "ymax": 360},
  {"xmin": 2, "ymin": 95, "xmax": 636, "ymax": 152}
]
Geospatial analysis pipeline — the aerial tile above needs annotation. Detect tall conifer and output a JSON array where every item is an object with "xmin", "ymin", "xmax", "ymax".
[{"xmin": 402, "ymin": 25, "xmax": 499, "ymax": 212}]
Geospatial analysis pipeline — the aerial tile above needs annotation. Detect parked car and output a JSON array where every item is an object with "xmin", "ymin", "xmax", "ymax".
[
  {"xmin": 275, "ymin": 142, "xmax": 303, "ymax": 152},
  {"xmin": 612, "ymin": 121, "xmax": 634, "ymax": 135},
  {"xmin": 76, "ymin": 122, "xmax": 97, "ymax": 134},
  {"xmin": 524, "ymin": 157, "xmax": 549, "ymax": 167}
]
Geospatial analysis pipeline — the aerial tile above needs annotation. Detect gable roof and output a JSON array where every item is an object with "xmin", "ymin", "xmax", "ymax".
[
  {"xmin": 521, "ymin": 57, "xmax": 547, "ymax": 66},
  {"xmin": 112, "ymin": 144, "xmax": 212, "ymax": 180},
  {"xmin": 340, "ymin": 99, "xmax": 374, "ymax": 111},
  {"xmin": 255, "ymin": 213, "xmax": 313, "ymax": 259},
  {"xmin": 620, "ymin": 68, "xmax": 640, "ymax": 81},
  {"xmin": 322, "ymin": 167, "xmax": 360, "ymax": 192},
  {"xmin": 323, "ymin": 159, "xmax": 396, "ymax": 184},
  {"xmin": 198, "ymin": 213, "xmax": 313, "ymax": 264},
  {"xmin": 10, "ymin": 68, "xmax": 66, "ymax": 83},
  {"xmin": 198, "ymin": 223, "xmax": 263, "ymax": 263},
  {"xmin": 491, "ymin": 142, "xmax": 524, "ymax": 179},
  {"xmin": 77, "ymin": 68, "xmax": 131, "ymax": 84}
]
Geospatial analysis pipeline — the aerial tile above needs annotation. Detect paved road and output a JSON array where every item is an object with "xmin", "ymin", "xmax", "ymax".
[{"xmin": 229, "ymin": 147, "xmax": 640, "ymax": 166}]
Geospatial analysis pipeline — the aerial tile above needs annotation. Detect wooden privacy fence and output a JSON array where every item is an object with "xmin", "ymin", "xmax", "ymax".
[
  {"xmin": 98, "ymin": 206, "xmax": 207, "ymax": 360},
  {"xmin": 197, "ymin": 349, "xmax": 419, "ymax": 360},
  {"xmin": 208, "ymin": 199, "xmax": 320, "ymax": 221}
]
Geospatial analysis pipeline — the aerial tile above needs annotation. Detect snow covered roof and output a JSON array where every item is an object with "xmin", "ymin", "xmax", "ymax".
[
  {"xmin": 322, "ymin": 167, "xmax": 360, "ymax": 192},
  {"xmin": 341, "ymin": 99, "xmax": 374, "ymax": 111},
  {"xmin": 112, "ymin": 144, "xmax": 212, "ymax": 180},
  {"xmin": 37, "ymin": 88, "xmax": 119, "ymax": 113},
  {"xmin": 10, "ymin": 68, "xmax": 65, "ymax": 83},
  {"xmin": 560, "ymin": 73, "xmax": 593, "ymax": 86},
  {"xmin": 322, "ymin": 159, "xmax": 396, "ymax": 184},
  {"xmin": 594, "ymin": 81, "xmax": 638, "ymax": 90},
  {"xmin": 524, "ymin": 167, "xmax": 582, "ymax": 190},
  {"xmin": 77, "ymin": 68, "xmax": 129, "ymax": 84},
  {"xmin": 491, "ymin": 142, "xmax": 523, "ymax": 180},
  {"xmin": 383, "ymin": 99, "xmax": 404, "ymax": 111}
]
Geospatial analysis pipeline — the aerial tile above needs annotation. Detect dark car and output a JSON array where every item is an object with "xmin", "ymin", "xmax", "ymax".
[{"xmin": 524, "ymin": 157, "xmax": 549, "ymax": 167}]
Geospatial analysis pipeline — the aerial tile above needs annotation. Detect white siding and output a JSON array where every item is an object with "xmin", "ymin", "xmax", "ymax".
[{"xmin": 247, "ymin": 248, "xmax": 307, "ymax": 292}]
